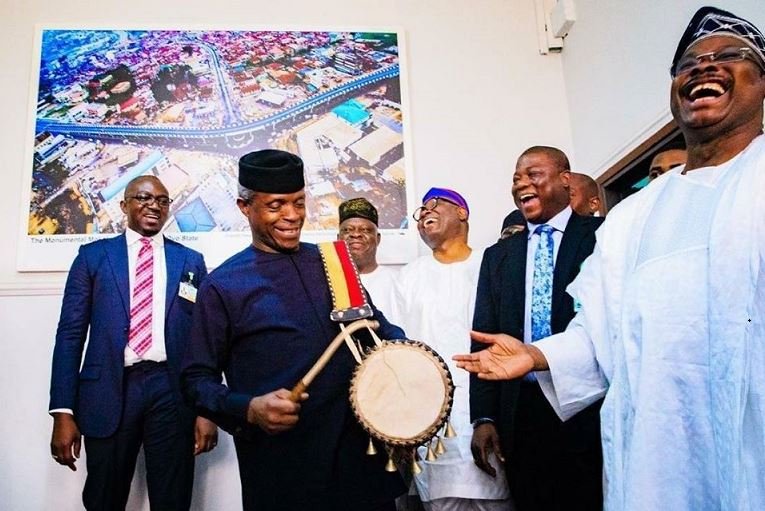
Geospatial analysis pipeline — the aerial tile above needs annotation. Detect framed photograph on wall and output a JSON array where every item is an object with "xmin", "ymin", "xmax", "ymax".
[{"xmin": 19, "ymin": 26, "xmax": 416, "ymax": 271}]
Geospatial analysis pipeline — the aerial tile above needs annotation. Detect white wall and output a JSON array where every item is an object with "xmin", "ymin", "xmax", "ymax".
[
  {"xmin": 0, "ymin": 1, "xmax": 575, "ymax": 509},
  {"xmin": 559, "ymin": 0, "xmax": 765, "ymax": 176}
]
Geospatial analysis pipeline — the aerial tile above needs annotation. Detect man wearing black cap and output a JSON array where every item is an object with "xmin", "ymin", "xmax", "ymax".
[
  {"xmin": 499, "ymin": 210, "xmax": 526, "ymax": 240},
  {"xmin": 181, "ymin": 149, "xmax": 405, "ymax": 511},
  {"xmin": 455, "ymin": 7, "xmax": 765, "ymax": 510},
  {"xmin": 337, "ymin": 197, "xmax": 397, "ymax": 315}
]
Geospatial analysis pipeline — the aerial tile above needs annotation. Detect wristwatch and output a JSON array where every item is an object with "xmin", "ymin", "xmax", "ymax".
[{"xmin": 471, "ymin": 417, "xmax": 495, "ymax": 429}]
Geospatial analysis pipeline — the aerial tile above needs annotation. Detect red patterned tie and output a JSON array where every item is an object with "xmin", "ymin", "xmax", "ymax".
[{"xmin": 128, "ymin": 237, "xmax": 153, "ymax": 356}]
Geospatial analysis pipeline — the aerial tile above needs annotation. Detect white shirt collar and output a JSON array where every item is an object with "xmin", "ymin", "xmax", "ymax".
[
  {"xmin": 125, "ymin": 227, "xmax": 164, "ymax": 248},
  {"xmin": 526, "ymin": 205, "xmax": 572, "ymax": 238}
]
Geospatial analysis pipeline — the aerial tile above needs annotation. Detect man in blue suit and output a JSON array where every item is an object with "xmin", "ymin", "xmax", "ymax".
[
  {"xmin": 49, "ymin": 175, "xmax": 217, "ymax": 510},
  {"xmin": 182, "ymin": 150, "xmax": 405, "ymax": 511}
]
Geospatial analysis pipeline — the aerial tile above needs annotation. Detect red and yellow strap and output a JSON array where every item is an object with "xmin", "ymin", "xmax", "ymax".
[{"xmin": 318, "ymin": 241, "xmax": 372, "ymax": 322}]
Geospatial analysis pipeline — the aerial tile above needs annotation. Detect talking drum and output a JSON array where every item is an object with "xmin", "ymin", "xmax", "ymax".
[
  {"xmin": 296, "ymin": 242, "xmax": 457, "ymax": 472},
  {"xmin": 350, "ymin": 340, "xmax": 455, "ymax": 449},
  {"xmin": 290, "ymin": 319, "xmax": 457, "ymax": 472}
]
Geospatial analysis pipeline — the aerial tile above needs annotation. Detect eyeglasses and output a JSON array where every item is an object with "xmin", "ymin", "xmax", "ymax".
[
  {"xmin": 412, "ymin": 197, "xmax": 459, "ymax": 221},
  {"xmin": 127, "ymin": 193, "xmax": 173, "ymax": 208},
  {"xmin": 672, "ymin": 46, "xmax": 764, "ymax": 77}
]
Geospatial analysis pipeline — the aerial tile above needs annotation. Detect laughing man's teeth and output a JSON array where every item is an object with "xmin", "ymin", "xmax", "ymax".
[{"xmin": 690, "ymin": 82, "xmax": 725, "ymax": 99}]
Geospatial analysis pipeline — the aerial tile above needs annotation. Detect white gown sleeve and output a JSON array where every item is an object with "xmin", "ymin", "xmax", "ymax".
[
  {"xmin": 535, "ymin": 325, "xmax": 606, "ymax": 421},
  {"xmin": 533, "ymin": 243, "xmax": 612, "ymax": 421}
]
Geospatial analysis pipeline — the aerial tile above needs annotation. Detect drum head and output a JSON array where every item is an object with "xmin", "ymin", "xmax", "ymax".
[{"xmin": 350, "ymin": 340, "xmax": 454, "ymax": 447}]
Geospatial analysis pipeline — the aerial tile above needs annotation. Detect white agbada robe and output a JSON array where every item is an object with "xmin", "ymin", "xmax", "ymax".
[
  {"xmin": 534, "ymin": 135, "xmax": 765, "ymax": 510},
  {"xmin": 390, "ymin": 249, "xmax": 511, "ymax": 508},
  {"xmin": 360, "ymin": 264, "xmax": 398, "ymax": 319}
]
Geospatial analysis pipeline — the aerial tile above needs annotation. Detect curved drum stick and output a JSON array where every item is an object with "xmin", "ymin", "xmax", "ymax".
[{"xmin": 290, "ymin": 319, "xmax": 380, "ymax": 402}]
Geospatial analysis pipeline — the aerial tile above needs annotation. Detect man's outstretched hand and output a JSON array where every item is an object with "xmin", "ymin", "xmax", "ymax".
[{"xmin": 453, "ymin": 331, "xmax": 548, "ymax": 380}]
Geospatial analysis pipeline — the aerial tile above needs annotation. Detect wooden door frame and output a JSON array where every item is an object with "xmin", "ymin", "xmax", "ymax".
[{"xmin": 596, "ymin": 120, "xmax": 681, "ymax": 213}]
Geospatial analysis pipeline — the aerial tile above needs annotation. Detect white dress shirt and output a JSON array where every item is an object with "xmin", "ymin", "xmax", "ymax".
[
  {"xmin": 124, "ymin": 228, "xmax": 168, "ymax": 366},
  {"xmin": 50, "ymin": 229, "xmax": 169, "ymax": 415}
]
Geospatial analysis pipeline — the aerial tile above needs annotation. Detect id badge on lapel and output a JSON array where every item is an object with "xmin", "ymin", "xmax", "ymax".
[{"xmin": 179, "ymin": 272, "xmax": 198, "ymax": 303}]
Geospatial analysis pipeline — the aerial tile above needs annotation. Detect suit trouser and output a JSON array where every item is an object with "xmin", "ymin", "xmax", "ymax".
[
  {"xmin": 83, "ymin": 361, "xmax": 195, "ymax": 511},
  {"xmin": 507, "ymin": 381, "xmax": 602, "ymax": 511}
]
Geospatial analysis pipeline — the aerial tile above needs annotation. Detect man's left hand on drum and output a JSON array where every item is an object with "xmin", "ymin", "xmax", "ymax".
[{"xmin": 247, "ymin": 389, "xmax": 309, "ymax": 435}]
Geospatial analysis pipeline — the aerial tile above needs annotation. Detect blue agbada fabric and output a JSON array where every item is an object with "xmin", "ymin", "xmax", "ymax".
[{"xmin": 181, "ymin": 243, "xmax": 405, "ymax": 509}]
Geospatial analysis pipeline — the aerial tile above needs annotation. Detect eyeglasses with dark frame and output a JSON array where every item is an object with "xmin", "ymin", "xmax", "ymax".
[
  {"xmin": 672, "ymin": 46, "xmax": 765, "ymax": 77},
  {"xmin": 126, "ymin": 193, "xmax": 173, "ymax": 208},
  {"xmin": 412, "ymin": 197, "xmax": 460, "ymax": 221}
]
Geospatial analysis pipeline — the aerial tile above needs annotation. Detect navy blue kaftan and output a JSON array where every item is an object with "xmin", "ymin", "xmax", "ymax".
[{"xmin": 182, "ymin": 243, "xmax": 405, "ymax": 510}]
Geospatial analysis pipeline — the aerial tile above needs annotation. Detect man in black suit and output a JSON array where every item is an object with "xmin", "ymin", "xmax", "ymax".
[{"xmin": 470, "ymin": 146, "xmax": 603, "ymax": 511}]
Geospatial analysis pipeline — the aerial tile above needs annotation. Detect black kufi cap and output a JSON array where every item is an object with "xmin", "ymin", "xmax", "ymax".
[
  {"xmin": 238, "ymin": 149, "xmax": 305, "ymax": 194},
  {"xmin": 671, "ymin": 7, "xmax": 765, "ymax": 76},
  {"xmin": 502, "ymin": 209, "xmax": 525, "ymax": 231},
  {"xmin": 339, "ymin": 197, "xmax": 378, "ymax": 225}
]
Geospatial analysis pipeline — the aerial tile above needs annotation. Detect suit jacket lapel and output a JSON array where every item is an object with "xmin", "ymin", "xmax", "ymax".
[
  {"xmin": 105, "ymin": 233, "xmax": 130, "ymax": 317},
  {"xmin": 552, "ymin": 214, "xmax": 586, "ymax": 316},
  {"xmin": 164, "ymin": 238, "xmax": 185, "ymax": 318},
  {"xmin": 508, "ymin": 231, "xmax": 529, "ymax": 329}
]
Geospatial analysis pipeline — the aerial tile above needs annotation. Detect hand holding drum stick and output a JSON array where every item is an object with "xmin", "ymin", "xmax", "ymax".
[{"xmin": 289, "ymin": 319, "xmax": 380, "ymax": 402}]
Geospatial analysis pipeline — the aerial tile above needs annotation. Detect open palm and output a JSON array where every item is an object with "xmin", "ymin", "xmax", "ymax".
[{"xmin": 453, "ymin": 331, "xmax": 536, "ymax": 380}]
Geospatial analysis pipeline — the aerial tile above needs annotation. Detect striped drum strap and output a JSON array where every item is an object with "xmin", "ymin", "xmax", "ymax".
[{"xmin": 318, "ymin": 240, "xmax": 373, "ymax": 322}]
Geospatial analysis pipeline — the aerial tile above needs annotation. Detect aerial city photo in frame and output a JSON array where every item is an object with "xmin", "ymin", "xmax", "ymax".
[{"xmin": 19, "ymin": 27, "xmax": 416, "ymax": 271}]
